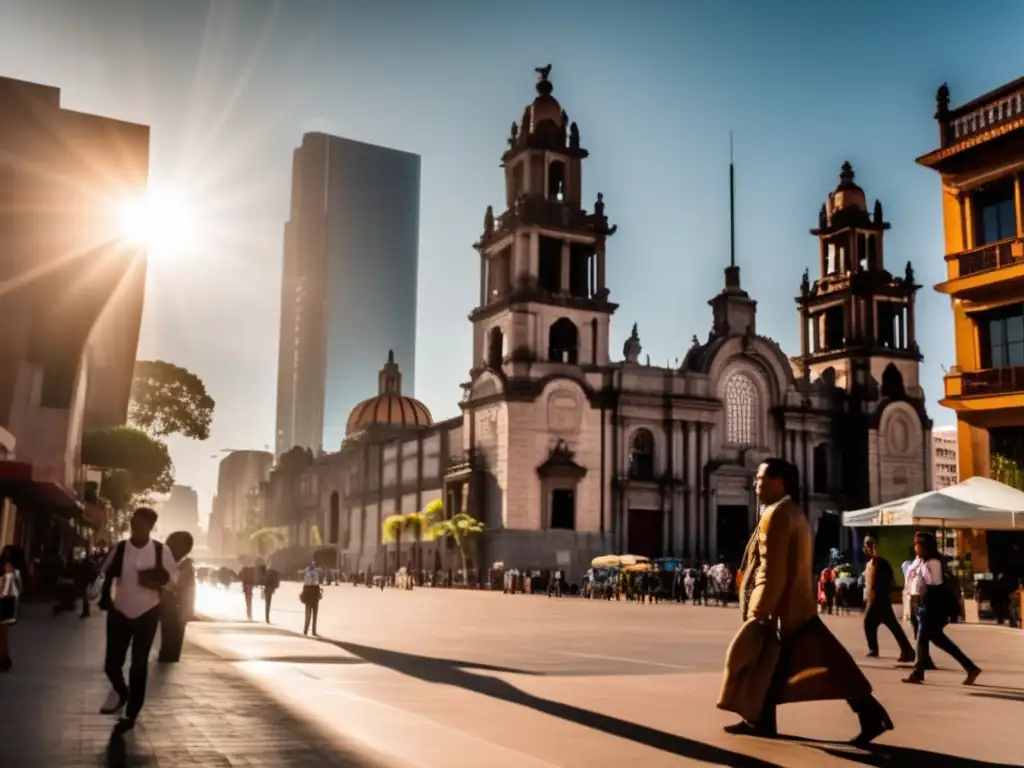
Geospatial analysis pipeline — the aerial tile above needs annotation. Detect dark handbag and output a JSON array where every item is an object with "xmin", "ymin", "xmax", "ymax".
[{"xmin": 0, "ymin": 595, "xmax": 16, "ymax": 624}]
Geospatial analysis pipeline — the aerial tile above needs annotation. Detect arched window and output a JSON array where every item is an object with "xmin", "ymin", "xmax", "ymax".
[
  {"xmin": 548, "ymin": 318, "xmax": 579, "ymax": 364},
  {"xmin": 629, "ymin": 429, "xmax": 655, "ymax": 479},
  {"xmin": 328, "ymin": 491, "xmax": 340, "ymax": 544},
  {"xmin": 487, "ymin": 326, "xmax": 504, "ymax": 368},
  {"xmin": 547, "ymin": 160, "xmax": 566, "ymax": 201},
  {"xmin": 813, "ymin": 444, "xmax": 830, "ymax": 493},
  {"xmin": 724, "ymin": 374, "xmax": 757, "ymax": 446}
]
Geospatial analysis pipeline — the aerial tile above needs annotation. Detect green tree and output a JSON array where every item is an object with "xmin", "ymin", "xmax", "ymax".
[
  {"xmin": 250, "ymin": 527, "xmax": 286, "ymax": 557},
  {"xmin": 129, "ymin": 360, "xmax": 215, "ymax": 440},
  {"xmin": 429, "ymin": 512, "xmax": 484, "ymax": 583},
  {"xmin": 991, "ymin": 453, "xmax": 1023, "ymax": 490},
  {"xmin": 81, "ymin": 426, "xmax": 174, "ymax": 538},
  {"xmin": 382, "ymin": 514, "xmax": 407, "ymax": 574}
]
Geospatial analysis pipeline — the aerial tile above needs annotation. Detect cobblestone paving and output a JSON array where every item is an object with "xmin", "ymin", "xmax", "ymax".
[{"xmin": 0, "ymin": 606, "xmax": 391, "ymax": 767}]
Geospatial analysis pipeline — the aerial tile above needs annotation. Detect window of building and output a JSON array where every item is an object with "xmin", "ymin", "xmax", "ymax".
[
  {"xmin": 629, "ymin": 429, "xmax": 655, "ymax": 479},
  {"xmin": 548, "ymin": 318, "xmax": 579, "ymax": 364},
  {"xmin": 813, "ymin": 443, "xmax": 830, "ymax": 493},
  {"xmin": 972, "ymin": 177, "xmax": 1018, "ymax": 246},
  {"xmin": 487, "ymin": 326, "xmax": 504, "ymax": 368},
  {"xmin": 980, "ymin": 302, "xmax": 1024, "ymax": 369},
  {"xmin": 724, "ymin": 374, "xmax": 757, "ymax": 446},
  {"xmin": 550, "ymin": 488, "xmax": 575, "ymax": 529}
]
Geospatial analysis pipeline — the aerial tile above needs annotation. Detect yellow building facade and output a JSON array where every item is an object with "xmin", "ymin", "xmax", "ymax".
[{"xmin": 918, "ymin": 77, "xmax": 1024, "ymax": 571}]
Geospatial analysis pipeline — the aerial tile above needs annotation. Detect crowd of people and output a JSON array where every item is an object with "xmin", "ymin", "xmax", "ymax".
[{"xmin": 0, "ymin": 455, "xmax": 1017, "ymax": 748}]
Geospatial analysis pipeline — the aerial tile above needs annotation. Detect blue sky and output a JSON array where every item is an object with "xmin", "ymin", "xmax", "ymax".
[{"xmin": 2, "ymin": 0, "xmax": 1020, "ymax": 521}]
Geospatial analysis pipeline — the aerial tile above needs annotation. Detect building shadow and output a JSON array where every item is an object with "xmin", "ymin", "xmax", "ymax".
[{"xmin": 324, "ymin": 639, "xmax": 781, "ymax": 767}]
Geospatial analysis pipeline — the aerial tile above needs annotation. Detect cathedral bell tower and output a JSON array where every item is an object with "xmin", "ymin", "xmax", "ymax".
[
  {"xmin": 793, "ymin": 162, "xmax": 923, "ymax": 393},
  {"xmin": 469, "ymin": 65, "xmax": 618, "ymax": 378}
]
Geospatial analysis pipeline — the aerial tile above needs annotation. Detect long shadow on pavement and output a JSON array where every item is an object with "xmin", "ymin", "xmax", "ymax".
[
  {"xmin": 321, "ymin": 639, "xmax": 778, "ymax": 767},
  {"xmin": 324, "ymin": 639, "xmax": 1021, "ymax": 768}
]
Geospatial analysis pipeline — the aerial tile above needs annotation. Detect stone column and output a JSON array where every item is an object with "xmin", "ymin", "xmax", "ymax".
[
  {"xmin": 529, "ymin": 231, "xmax": 540, "ymax": 276},
  {"xmin": 701, "ymin": 423, "xmax": 712, "ymax": 558},
  {"xmin": 560, "ymin": 242, "xmax": 570, "ymax": 293},
  {"xmin": 686, "ymin": 422, "xmax": 698, "ymax": 561}
]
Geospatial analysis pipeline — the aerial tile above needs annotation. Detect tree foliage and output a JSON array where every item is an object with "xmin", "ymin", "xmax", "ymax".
[
  {"xmin": 129, "ymin": 360, "xmax": 215, "ymax": 440},
  {"xmin": 81, "ymin": 425, "xmax": 175, "ymax": 500},
  {"xmin": 991, "ymin": 453, "xmax": 1023, "ymax": 490},
  {"xmin": 429, "ymin": 512, "xmax": 484, "ymax": 579}
]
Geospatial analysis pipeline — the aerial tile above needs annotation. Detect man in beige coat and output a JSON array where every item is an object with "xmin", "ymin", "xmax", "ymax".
[{"xmin": 722, "ymin": 458, "xmax": 893, "ymax": 745}]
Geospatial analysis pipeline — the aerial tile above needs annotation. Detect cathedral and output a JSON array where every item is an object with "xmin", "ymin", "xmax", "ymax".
[{"xmin": 263, "ymin": 66, "xmax": 934, "ymax": 577}]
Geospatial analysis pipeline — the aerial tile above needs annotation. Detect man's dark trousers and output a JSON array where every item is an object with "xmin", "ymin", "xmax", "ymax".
[
  {"xmin": 105, "ymin": 606, "xmax": 161, "ymax": 719},
  {"xmin": 864, "ymin": 599, "xmax": 914, "ymax": 657}
]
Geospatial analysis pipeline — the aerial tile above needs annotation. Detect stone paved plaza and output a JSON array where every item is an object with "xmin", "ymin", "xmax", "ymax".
[{"xmin": 1, "ymin": 585, "xmax": 1022, "ymax": 767}]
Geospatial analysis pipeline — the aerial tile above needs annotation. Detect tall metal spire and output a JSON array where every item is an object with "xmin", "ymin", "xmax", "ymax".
[{"xmin": 729, "ymin": 131, "xmax": 736, "ymax": 269}]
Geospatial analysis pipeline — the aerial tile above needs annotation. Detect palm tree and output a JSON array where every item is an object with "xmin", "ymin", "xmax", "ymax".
[
  {"xmin": 429, "ymin": 512, "xmax": 485, "ymax": 583},
  {"xmin": 381, "ymin": 514, "xmax": 406, "ymax": 575},
  {"xmin": 249, "ymin": 527, "xmax": 286, "ymax": 558}
]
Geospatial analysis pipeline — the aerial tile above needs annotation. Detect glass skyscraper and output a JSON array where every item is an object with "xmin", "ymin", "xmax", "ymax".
[{"xmin": 275, "ymin": 133, "xmax": 420, "ymax": 456}]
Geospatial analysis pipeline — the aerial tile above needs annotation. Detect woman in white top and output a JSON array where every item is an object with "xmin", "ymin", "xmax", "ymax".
[
  {"xmin": 903, "ymin": 531, "xmax": 980, "ymax": 686},
  {"xmin": 0, "ymin": 546, "xmax": 25, "ymax": 672}
]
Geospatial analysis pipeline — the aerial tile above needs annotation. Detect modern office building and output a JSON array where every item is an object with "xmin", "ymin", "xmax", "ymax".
[
  {"xmin": 157, "ymin": 484, "xmax": 200, "ymax": 538},
  {"xmin": 211, "ymin": 450, "xmax": 273, "ymax": 556},
  {"xmin": 918, "ymin": 75, "xmax": 1024, "ymax": 572},
  {"xmin": 932, "ymin": 427, "xmax": 959, "ymax": 490},
  {"xmin": 0, "ymin": 76, "xmax": 148, "ymax": 557},
  {"xmin": 274, "ymin": 134, "xmax": 421, "ymax": 457}
]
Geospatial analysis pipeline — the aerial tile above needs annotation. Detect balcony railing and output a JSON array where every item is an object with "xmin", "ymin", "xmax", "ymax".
[
  {"xmin": 960, "ymin": 366, "xmax": 1024, "ymax": 397},
  {"xmin": 946, "ymin": 87, "xmax": 1024, "ymax": 145},
  {"xmin": 955, "ymin": 237, "xmax": 1024, "ymax": 278}
]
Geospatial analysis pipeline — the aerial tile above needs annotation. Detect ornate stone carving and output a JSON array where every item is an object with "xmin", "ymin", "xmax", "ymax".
[
  {"xmin": 623, "ymin": 323, "xmax": 642, "ymax": 363},
  {"xmin": 547, "ymin": 391, "xmax": 582, "ymax": 435}
]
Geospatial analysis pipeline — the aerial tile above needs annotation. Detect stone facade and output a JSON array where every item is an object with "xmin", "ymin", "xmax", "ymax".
[{"xmin": 264, "ymin": 68, "xmax": 932, "ymax": 579}]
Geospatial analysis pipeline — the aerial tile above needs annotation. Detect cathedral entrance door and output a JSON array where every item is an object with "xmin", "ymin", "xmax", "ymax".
[
  {"xmin": 716, "ymin": 505, "xmax": 750, "ymax": 566},
  {"xmin": 627, "ymin": 509, "xmax": 663, "ymax": 560}
]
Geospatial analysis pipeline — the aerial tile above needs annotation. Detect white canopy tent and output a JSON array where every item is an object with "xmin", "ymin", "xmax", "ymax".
[{"xmin": 842, "ymin": 476, "xmax": 1023, "ymax": 530}]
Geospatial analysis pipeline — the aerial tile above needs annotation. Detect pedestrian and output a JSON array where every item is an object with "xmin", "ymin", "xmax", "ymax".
[
  {"xmin": 262, "ymin": 567, "xmax": 280, "ymax": 623},
  {"xmin": 902, "ymin": 532, "xmax": 981, "ymax": 686},
  {"xmin": 862, "ymin": 537, "xmax": 914, "ymax": 663},
  {"xmin": 241, "ymin": 565, "xmax": 256, "ymax": 620},
  {"xmin": 301, "ymin": 561, "xmax": 322, "ymax": 636},
  {"xmin": 0, "ymin": 546, "xmax": 26, "ymax": 672},
  {"xmin": 720, "ymin": 458, "xmax": 892, "ymax": 745},
  {"xmin": 95, "ymin": 507, "xmax": 179, "ymax": 732},
  {"xmin": 158, "ymin": 532, "xmax": 195, "ymax": 664}
]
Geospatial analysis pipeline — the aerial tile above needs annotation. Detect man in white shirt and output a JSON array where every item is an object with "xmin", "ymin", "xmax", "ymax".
[
  {"xmin": 97, "ymin": 507, "xmax": 179, "ymax": 731},
  {"xmin": 301, "ymin": 562, "xmax": 322, "ymax": 636}
]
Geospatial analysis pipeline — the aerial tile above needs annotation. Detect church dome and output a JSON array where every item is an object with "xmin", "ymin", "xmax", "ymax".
[
  {"xmin": 830, "ymin": 161, "xmax": 866, "ymax": 212},
  {"xmin": 345, "ymin": 351, "xmax": 433, "ymax": 435}
]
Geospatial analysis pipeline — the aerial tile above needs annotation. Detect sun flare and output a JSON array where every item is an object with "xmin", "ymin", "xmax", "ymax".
[{"xmin": 115, "ymin": 188, "xmax": 199, "ymax": 255}]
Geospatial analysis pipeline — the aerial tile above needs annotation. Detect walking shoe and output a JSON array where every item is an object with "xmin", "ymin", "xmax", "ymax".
[
  {"xmin": 865, "ymin": 651, "xmax": 879, "ymax": 658},
  {"xmin": 723, "ymin": 720, "xmax": 777, "ymax": 738},
  {"xmin": 896, "ymin": 653, "xmax": 915, "ymax": 664},
  {"xmin": 901, "ymin": 668, "xmax": 925, "ymax": 685},
  {"xmin": 113, "ymin": 717, "xmax": 136, "ymax": 733},
  {"xmin": 963, "ymin": 668, "xmax": 981, "ymax": 686},
  {"xmin": 100, "ymin": 691, "xmax": 127, "ymax": 715}
]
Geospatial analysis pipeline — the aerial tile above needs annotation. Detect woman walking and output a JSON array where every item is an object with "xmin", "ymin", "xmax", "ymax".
[
  {"xmin": 0, "ymin": 546, "xmax": 26, "ymax": 672},
  {"xmin": 903, "ymin": 531, "xmax": 981, "ymax": 686}
]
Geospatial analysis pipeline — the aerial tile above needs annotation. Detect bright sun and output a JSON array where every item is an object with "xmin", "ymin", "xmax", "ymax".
[{"xmin": 115, "ymin": 189, "xmax": 199, "ymax": 255}]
